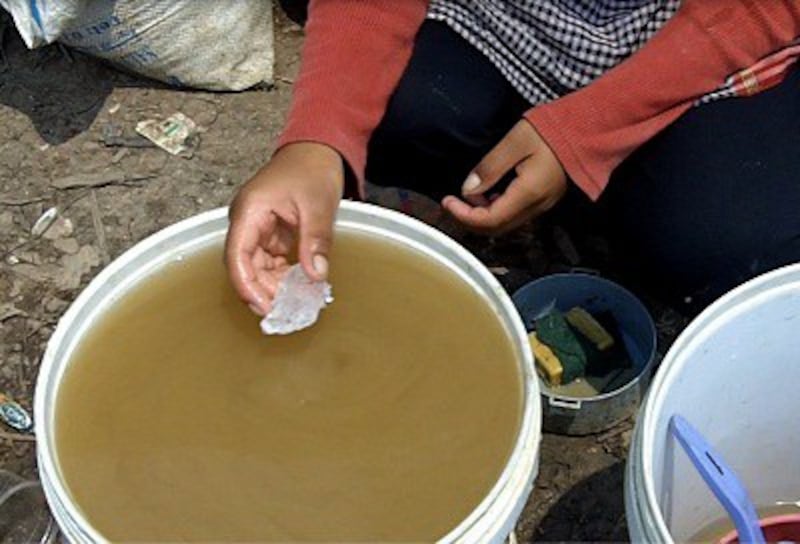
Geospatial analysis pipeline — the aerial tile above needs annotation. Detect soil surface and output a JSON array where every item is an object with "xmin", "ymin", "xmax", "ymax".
[{"xmin": 0, "ymin": 7, "xmax": 689, "ymax": 542}]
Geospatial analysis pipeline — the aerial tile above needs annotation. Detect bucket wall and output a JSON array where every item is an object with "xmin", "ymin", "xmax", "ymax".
[{"xmin": 626, "ymin": 264, "xmax": 800, "ymax": 542}]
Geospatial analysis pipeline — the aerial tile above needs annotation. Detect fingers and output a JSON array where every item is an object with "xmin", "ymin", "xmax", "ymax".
[
  {"xmin": 444, "ymin": 149, "xmax": 567, "ymax": 233},
  {"xmin": 443, "ymin": 175, "xmax": 537, "ymax": 233},
  {"xmin": 461, "ymin": 120, "xmax": 538, "ymax": 198},
  {"xmin": 298, "ymin": 200, "xmax": 337, "ymax": 282},
  {"xmin": 225, "ymin": 207, "xmax": 276, "ymax": 315},
  {"xmin": 463, "ymin": 191, "xmax": 491, "ymax": 207}
]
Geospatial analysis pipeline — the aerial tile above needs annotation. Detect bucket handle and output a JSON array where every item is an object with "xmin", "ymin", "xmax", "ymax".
[{"xmin": 548, "ymin": 397, "xmax": 582, "ymax": 410}]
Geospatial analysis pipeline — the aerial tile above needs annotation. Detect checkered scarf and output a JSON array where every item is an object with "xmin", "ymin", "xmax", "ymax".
[{"xmin": 428, "ymin": 0, "xmax": 799, "ymax": 107}]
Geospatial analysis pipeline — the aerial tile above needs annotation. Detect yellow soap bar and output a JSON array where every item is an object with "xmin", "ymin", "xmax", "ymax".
[
  {"xmin": 529, "ymin": 332, "xmax": 563, "ymax": 386},
  {"xmin": 565, "ymin": 307, "xmax": 615, "ymax": 351}
]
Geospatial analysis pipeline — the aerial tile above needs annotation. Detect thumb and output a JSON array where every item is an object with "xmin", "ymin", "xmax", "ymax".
[
  {"xmin": 462, "ymin": 120, "xmax": 536, "ymax": 197},
  {"xmin": 298, "ymin": 202, "xmax": 336, "ymax": 282}
]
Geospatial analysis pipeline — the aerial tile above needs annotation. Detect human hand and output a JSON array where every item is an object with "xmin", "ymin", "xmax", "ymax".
[
  {"xmin": 442, "ymin": 119, "xmax": 567, "ymax": 234},
  {"xmin": 225, "ymin": 142, "xmax": 344, "ymax": 315}
]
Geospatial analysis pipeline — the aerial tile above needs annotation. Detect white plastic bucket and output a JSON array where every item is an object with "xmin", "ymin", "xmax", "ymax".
[
  {"xmin": 35, "ymin": 202, "xmax": 542, "ymax": 543},
  {"xmin": 625, "ymin": 263, "xmax": 800, "ymax": 542}
]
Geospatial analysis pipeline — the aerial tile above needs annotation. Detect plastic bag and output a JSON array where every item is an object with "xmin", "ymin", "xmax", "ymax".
[
  {"xmin": 0, "ymin": 0, "xmax": 273, "ymax": 90},
  {"xmin": 260, "ymin": 264, "xmax": 334, "ymax": 336}
]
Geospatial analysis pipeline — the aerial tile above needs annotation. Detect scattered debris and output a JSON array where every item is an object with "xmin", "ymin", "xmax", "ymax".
[
  {"xmin": 0, "ymin": 196, "xmax": 47, "ymax": 207},
  {"xmin": 89, "ymin": 190, "xmax": 110, "ymax": 265},
  {"xmin": 43, "ymin": 216, "xmax": 74, "ymax": 240},
  {"xmin": 42, "ymin": 296, "xmax": 68, "ymax": 314},
  {"xmin": 136, "ymin": 112, "xmax": 198, "ymax": 156},
  {"xmin": 0, "ymin": 304, "xmax": 26, "ymax": 323},
  {"xmin": 100, "ymin": 123, "xmax": 155, "ymax": 149},
  {"xmin": 0, "ymin": 430, "xmax": 36, "ymax": 443},
  {"xmin": 108, "ymin": 102, "xmax": 121, "ymax": 114},
  {"xmin": 9, "ymin": 263, "xmax": 59, "ymax": 283},
  {"xmin": 0, "ymin": 394, "xmax": 33, "ymax": 433},
  {"xmin": 13, "ymin": 251, "xmax": 42, "ymax": 266},
  {"xmin": 5, "ymin": 255, "xmax": 19, "ymax": 265},
  {"xmin": 30, "ymin": 207, "xmax": 58, "ymax": 237},
  {"xmin": 597, "ymin": 424, "xmax": 631, "ymax": 444},
  {"xmin": 50, "ymin": 168, "xmax": 154, "ymax": 190},
  {"xmin": 53, "ymin": 237, "xmax": 80, "ymax": 254},
  {"xmin": 110, "ymin": 149, "xmax": 128, "ymax": 164},
  {"xmin": 52, "ymin": 170, "xmax": 121, "ymax": 189},
  {"xmin": 489, "ymin": 266, "xmax": 510, "ymax": 275},
  {"xmin": 57, "ymin": 245, "xmax": 101, "ymax": 290},
  {"xmin": 0, "ymin": 211, "xmax": 12, "ymax": 230}
]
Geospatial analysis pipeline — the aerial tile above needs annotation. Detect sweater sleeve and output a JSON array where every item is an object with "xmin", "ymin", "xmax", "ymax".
[
  {"xmin": 276, "ymin": 0, "xmax": 429, "ymax": 197},
  {"xmin": 525, "ymin": 0, "xmax": 800, "ymax": 201}
]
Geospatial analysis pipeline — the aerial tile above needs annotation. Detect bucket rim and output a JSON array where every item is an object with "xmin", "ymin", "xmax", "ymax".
[
  {"xmin": 637, "ymin": 262, "xmax": 800, "ymax": 542},
  {"xmin": 35, "ymin": 201, "xmax": 542, "ymax": 543}
]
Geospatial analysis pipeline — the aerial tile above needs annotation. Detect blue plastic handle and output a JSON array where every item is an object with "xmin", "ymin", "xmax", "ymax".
[{"xmin": 670, "ymin": 415, "xmax": 766, "ymax": 544}]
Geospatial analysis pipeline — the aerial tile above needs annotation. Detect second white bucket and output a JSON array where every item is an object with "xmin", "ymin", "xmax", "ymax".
[{"xmin": 626, "ymin": 263, "xmax": 800, "ymax": 542}]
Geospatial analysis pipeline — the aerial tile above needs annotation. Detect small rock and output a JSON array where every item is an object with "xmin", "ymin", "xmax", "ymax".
[
  {"xmin": 43, "ymin": 296, "xmax": 68, "ymax": 314},
  {"xmin": 620, "ymin": 429, "xmax": 633, "ymax": 451},
  {"xmin": 5, "ymin": 255, "xmax": 19, "ymax": 265},
  {"xmin": 12, "ymin": 263, "xmax": 58, "ymax": 283},
  {"xmin": 111, "ymin": 149, "xmax": 128, "ymax": 164},
  {"xmin": 53, "ymin": 237, "xmax": 80, "ymax": 254},
  {"xmin": 57, "ymin": 245, "xmax": 101, "ymax": 290},
  {"xmin": 0, "ymin": 360, "xmax": 16, "ymax": 381},
  {"xmin": 26, "ymin": 318, "xmax": 42, "ymax": 331},
  {"xmin": 16, "ymin": 251, "xmax": 43, "ymax": 265},
  {"xmin": 43, "ymin": 216, "xmax": 74, "ymax": 240},
  {"xmin": 9, "ymin": 281, "xmax": 23, "ymax": 298},
  {"xmin": 51, "ymin": 169, "xmax": 125, "ymax": 189},
  {"xmin": 0, "ymin": 212, "xmax": 13, "ymax": 231},
  {"xmin": 0, "ymin": 304, "xmax": 26, "ymax": 322}
]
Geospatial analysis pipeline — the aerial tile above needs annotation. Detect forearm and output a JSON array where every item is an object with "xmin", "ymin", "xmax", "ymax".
[
  {"xmin": 277, "ymin": 0, "xmax": 428, "ymax": 197},
  {"xmin": 525, "ymin": 0, "xmax": 800, "ymax": 200}
]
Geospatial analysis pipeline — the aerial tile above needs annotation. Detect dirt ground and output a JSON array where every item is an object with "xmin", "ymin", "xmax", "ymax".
[{"xmin": 0, "ymin": 7, "xmax": 689, "ymax": 542}]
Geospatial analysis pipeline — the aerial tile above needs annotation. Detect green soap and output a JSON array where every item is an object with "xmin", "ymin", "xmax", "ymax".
[{"xmin": 535, "ymin": 311, "xmax": 587, "ymax": 383}]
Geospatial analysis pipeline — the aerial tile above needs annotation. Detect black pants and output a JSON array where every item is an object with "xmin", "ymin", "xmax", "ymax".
[{"xmin": 282, "ymin": 5, "xmax": 800, "ymax": 307}]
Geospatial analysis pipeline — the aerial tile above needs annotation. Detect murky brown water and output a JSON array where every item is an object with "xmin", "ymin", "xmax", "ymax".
[{"xmin": 56, "ymin": 231, "xmax": 523, "ymax": 542}]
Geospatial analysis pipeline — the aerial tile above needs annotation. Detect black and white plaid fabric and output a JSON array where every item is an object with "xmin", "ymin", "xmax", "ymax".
[{"xmin": 428, "ymin": 0, "xmax": 682, "ymax": 105}]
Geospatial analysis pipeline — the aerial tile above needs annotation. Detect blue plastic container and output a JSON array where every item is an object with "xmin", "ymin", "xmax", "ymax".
[{"xmin": 512, "ymin": 273, "xmax": 657, "ymax": 435}]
